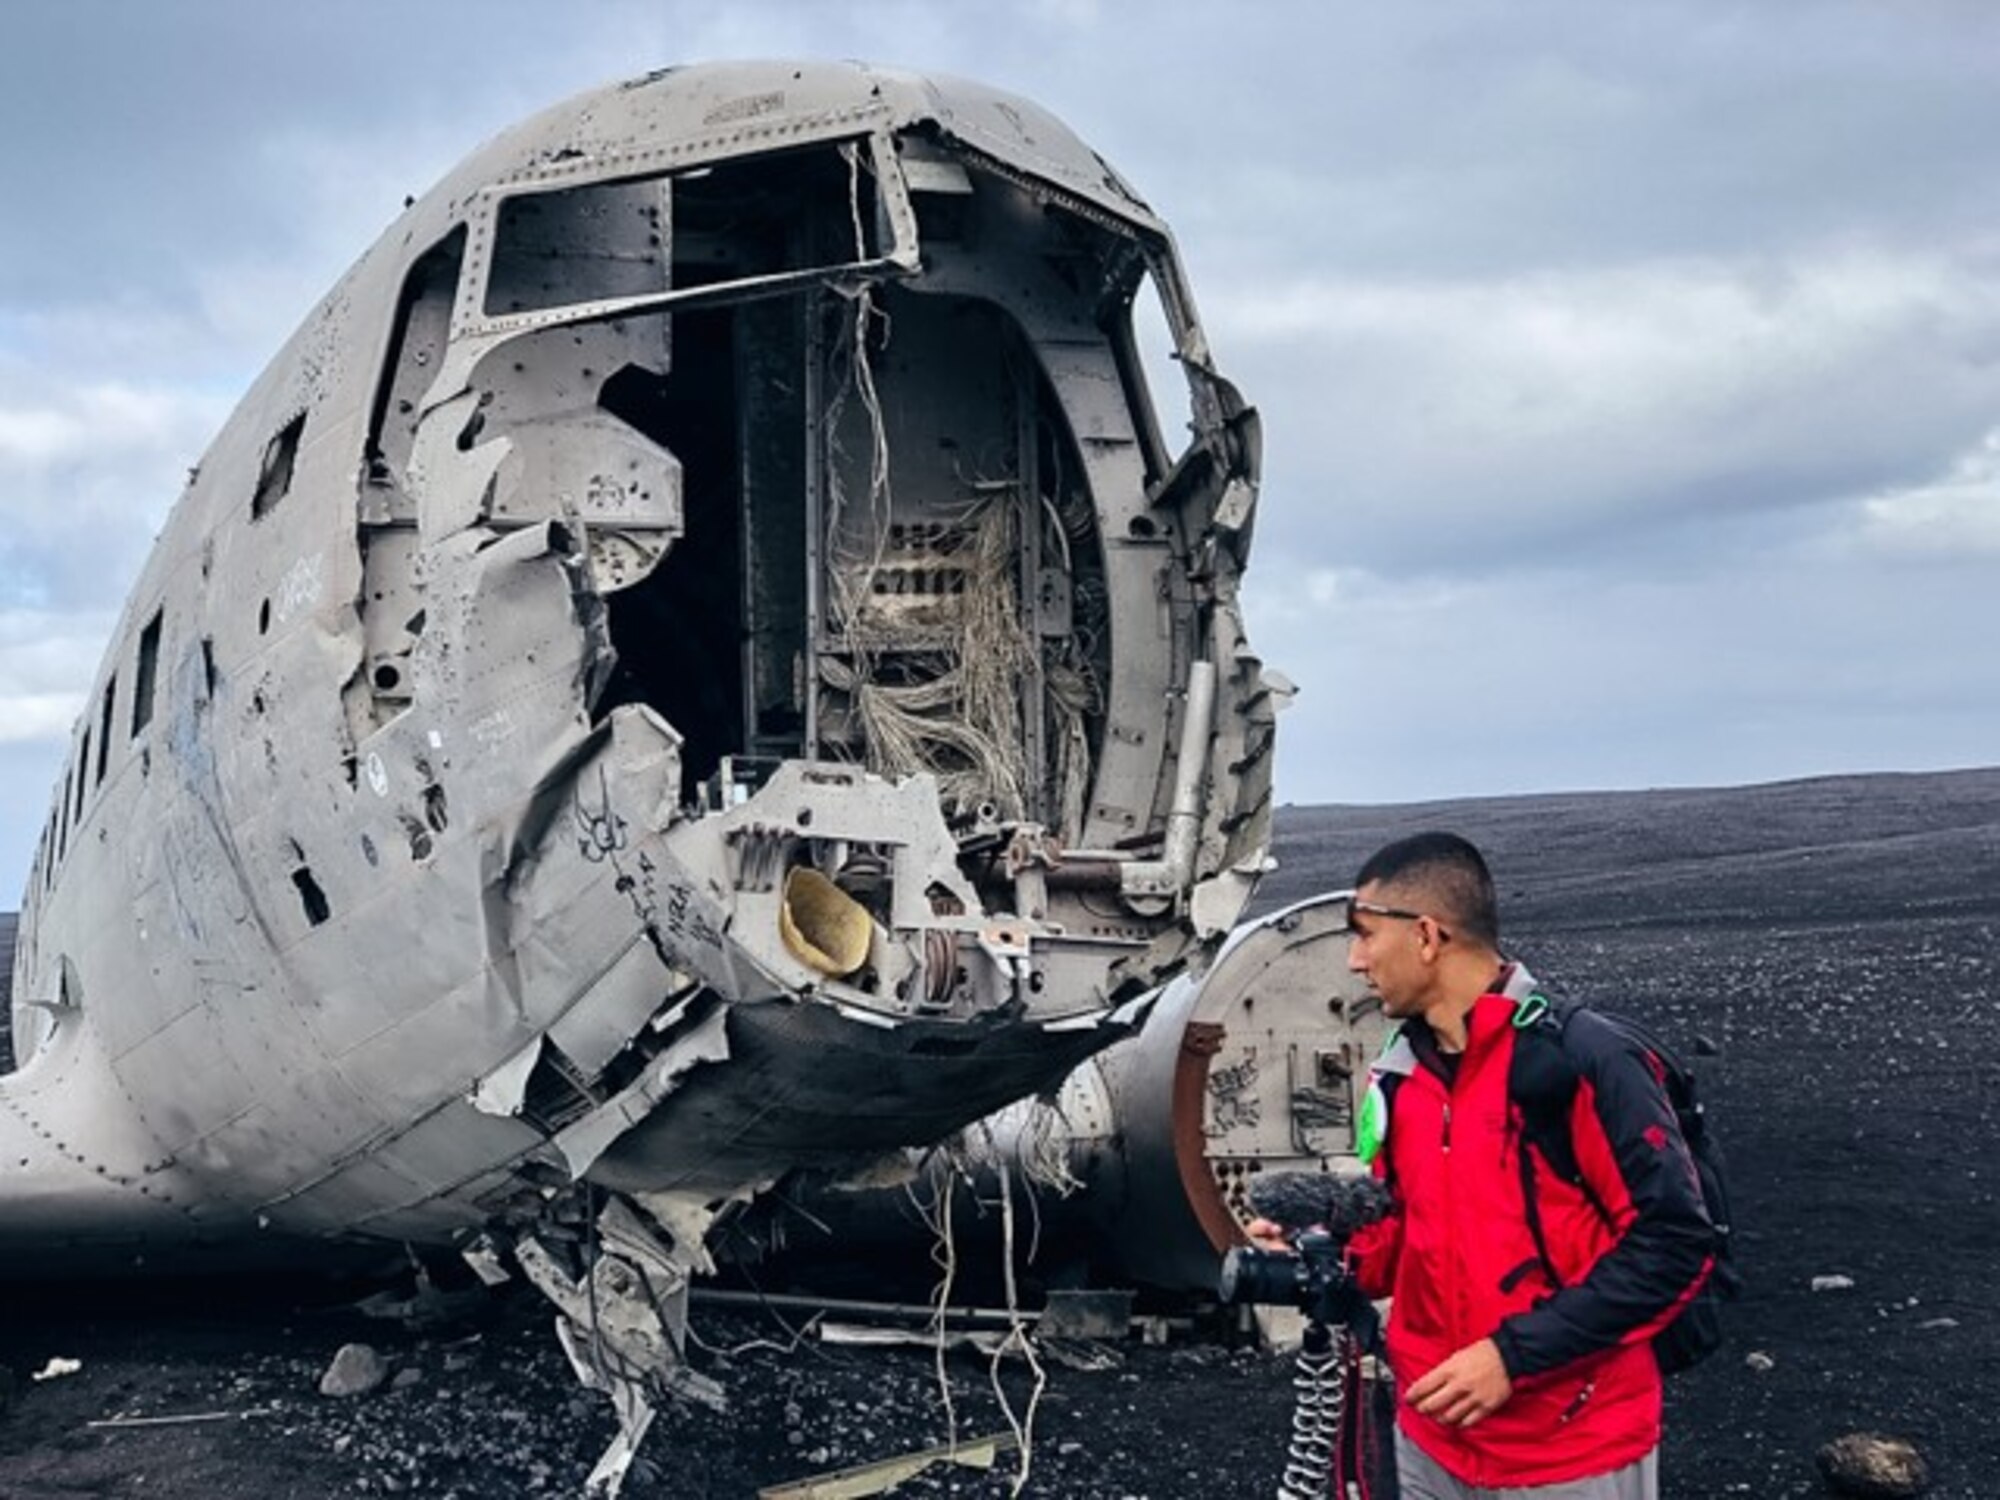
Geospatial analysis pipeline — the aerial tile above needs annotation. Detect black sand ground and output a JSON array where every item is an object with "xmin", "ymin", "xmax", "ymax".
[{"xmin": 2, "ymin": 768, "xmax": 1995, "ymax": 1497}]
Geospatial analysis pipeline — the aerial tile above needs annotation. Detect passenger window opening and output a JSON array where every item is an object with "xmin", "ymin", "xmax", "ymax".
[
  {"xmin": 292, "ymin": 867, "xmax": 332, "ymax": 928},
  {"xmin": 132, "ymin": 611, "xmax": 163, "ymax": 736},
  {"xmin": 252, "ymin": 411, "xmax": 306, "ymax": 519},
  {"xmin": 95, "ymin": 677, "xmax": 115, "ymax": 786},
  {"xmin": 73, "ymin": 730, "xmax": 90, "ymax": 824}
]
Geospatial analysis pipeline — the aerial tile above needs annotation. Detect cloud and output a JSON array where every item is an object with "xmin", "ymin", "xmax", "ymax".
[
  {"xmin": 1223, "ymin": 245, "xmax": 2000, "ymax": 574},
  {"xmin": 0, "ymin": 695, "xmax": 83, "ymax": 746},
  {"xmin": 0, "ymin": 379, "xmax": 215, "ymax": 468},
  {"xmin": 0, "ymin": 604, "xmax": 109, "ymax": 811},
  {"xmin": 1842, "ymin": 427, "xmax": 2000, "ymax": 557},
  {"xmin": 0, "ymin": 368, "xmax": 227, "ymax": 612}
]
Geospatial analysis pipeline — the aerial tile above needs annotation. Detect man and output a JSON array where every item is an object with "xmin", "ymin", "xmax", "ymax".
[{"xmin": 1338, "ymin": 832, "xmax": 1715, "ymax": 1499}]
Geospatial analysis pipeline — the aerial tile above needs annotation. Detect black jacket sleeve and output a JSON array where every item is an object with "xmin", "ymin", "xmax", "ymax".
[{"xmin": 1492, "ymin": 1013, "xmax": 1716, "ymax": 1379}]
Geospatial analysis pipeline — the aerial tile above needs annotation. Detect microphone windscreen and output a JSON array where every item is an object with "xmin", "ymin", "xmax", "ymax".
[{"xmin": 1246, "ymin": 1171, "xmax": 1393, "ymax": 1237}]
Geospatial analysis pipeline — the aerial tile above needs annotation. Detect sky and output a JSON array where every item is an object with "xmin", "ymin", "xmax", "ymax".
[{"xmin": 3, "ymin": 0, "xmax": 1998, "ymax": 891}]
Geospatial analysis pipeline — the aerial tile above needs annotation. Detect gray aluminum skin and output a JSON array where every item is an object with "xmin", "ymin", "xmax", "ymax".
[{"xmin": 1, "ymin": 61, "xmax": 1279, "ymax": 1280}]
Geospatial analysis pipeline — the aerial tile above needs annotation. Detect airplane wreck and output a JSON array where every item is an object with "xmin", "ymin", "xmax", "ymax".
[{"xmin": 3, "ymin": 60, "xmax": 1300, "ymax": 1491}]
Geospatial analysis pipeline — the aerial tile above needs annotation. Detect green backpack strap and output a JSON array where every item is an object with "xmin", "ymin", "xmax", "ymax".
[{"xmin": 1356, "ymin": 1076, "xmax": 1390, "ymax": 1166}]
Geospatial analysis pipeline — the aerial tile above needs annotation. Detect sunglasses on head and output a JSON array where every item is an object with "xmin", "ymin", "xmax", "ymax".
[{"xmin": 1341, "ymin": 895, "xmax": 1449, "ymax": 941}]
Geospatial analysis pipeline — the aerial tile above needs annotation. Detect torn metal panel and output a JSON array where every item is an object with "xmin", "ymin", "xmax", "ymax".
[
  {"xmin": 759, "ymin": 1433, "xmax": 1020, "ymax": 1500},
  {"xmin": 494, "ymin": 412, "xmax": 683, "ymax": 592},
  {"xmin": 551, "ymin": 1004, "xmax": 732, "ymax": 1178},
  {"xmin": 468, "ymin": 1036, "xmax": 542, "ymax": 1117}
]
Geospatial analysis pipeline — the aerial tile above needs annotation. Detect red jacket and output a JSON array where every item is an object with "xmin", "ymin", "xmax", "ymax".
[{"xmin": 1347, "ymin": 966, "xmax": 1714, "ymax": 1488}]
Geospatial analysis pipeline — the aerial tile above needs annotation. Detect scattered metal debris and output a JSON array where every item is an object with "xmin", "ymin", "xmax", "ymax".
[
  {"xmin": 88, "ymin": 1408, "xmax": 275, "ymax": 1430},
  {"xmin": 818, "ymin": 1322, "xmax": 1008, "ymax": 1356},
  {"xmin": 758, "ymin": 1431, "xmax": 1021, "ymax": 1499}
]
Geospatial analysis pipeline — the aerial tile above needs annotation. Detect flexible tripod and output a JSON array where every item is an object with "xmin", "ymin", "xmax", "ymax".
[{"xmin": 1277, "ymin": 1285, "xmax": 1389, "ymax": 1500}]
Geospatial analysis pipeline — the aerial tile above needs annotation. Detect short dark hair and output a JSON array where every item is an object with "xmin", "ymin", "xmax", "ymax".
[{"xmin": 1354, "ymin": 831, "xmax": 1500, "ymax": 948}]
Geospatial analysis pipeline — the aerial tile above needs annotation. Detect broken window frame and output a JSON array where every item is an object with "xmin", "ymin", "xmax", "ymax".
[
  {"xmin": 447, "ymin": 131, "xmax": 922, "ymax": 352},
  {"xmin": 935, "ymin": 133, "xmax": 1224, "ymax": 487},
  {"xmin": 1103, "ymin": 250, "xmax": 1174, "ymax": 485},
  {"xmin": 364, "ymin": 225, "xmax": 469, "ymax": 495},
  {"xmin": 481, "ymin": 177, "xmax": 672, "ymax": 320}
]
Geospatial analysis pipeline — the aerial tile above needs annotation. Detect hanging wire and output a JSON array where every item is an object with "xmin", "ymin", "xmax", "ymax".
[
  {"xmin": 988, "ymin": 1155, "xmax": 1047, "ymax": 1497},
  {"xmin": 907, "ymin": 1154, "xmax": 963, "ymax": 1454}
]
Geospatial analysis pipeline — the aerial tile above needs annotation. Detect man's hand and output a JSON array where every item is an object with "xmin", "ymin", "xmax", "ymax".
[
  {"xmin": 1405, "ymin": 1338, "xmax": 1513, "ymax": 1427},
  {"xmin": 1243, "ymin": 1217, "xmax": 1293, "ymax": 1252}
]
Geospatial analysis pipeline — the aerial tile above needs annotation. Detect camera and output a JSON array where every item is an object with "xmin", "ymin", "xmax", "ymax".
[
  {"xmin": 1220, "ymin": 1230, "xmax": 1361, "ymax": 1322},
  {"xmin": 1216, "ymin": 1171, "xmax": 1391, "ymax": 1330}
]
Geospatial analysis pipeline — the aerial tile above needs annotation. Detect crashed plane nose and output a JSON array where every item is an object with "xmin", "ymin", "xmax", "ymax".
[{"xmin": 3, "ymin": 58, "xmax": 1281, "ymax": 1497}]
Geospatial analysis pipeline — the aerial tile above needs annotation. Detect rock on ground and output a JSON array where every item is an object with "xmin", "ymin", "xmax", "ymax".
[
  {"xmin": 319, "ymin": 1342, "xmax": 390, "ymax": 1398},
  {"xmin": 1817, "ymin": 1432, "xmax": 1930, "ymax": 1498}
]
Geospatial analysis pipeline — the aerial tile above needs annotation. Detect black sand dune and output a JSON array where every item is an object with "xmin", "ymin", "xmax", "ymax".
[{"xmin": 2, "ymin": 769, "xmax": 1995, "ymax": 1497}]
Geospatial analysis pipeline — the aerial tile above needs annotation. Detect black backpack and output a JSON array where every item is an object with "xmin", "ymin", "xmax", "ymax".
[{"xmin": 1507, "ymin": 993, "xmax": 1740, "ymax": 1374}]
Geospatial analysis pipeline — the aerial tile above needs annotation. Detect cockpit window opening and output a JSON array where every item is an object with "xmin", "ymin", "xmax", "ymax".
[
  {"xmin": 366, "ymin": 227, "xmax": 467, "ymax": 493},
  {"xmin": 485, "ymin": 179, "xmax": 669, "ymax": 318},
  {"xmin": 469, "ymin": 137, "xmax": 896, "ymax": 337},
  {"xmin": 1117, "ymin": 264, "xmax": 1195, "ymax": 486}
]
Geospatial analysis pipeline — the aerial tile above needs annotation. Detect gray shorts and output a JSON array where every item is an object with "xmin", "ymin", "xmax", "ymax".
[{"xmin": 1393, "ymin": 1429, "xmax": 1659, "ymax": 1500}]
